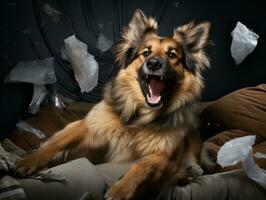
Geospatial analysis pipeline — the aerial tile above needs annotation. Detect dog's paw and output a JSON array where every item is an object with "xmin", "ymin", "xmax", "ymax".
[
  {"xmin": 105, "ymin": 180, "xmax": 137, "ymax": 200},
  {"xmin": 14, "ymin": 155, "xmax": 45, "ymax": 177},
  {"xmin": 188, "ymin": 163, "xmax": 203, "ymax": 178}
]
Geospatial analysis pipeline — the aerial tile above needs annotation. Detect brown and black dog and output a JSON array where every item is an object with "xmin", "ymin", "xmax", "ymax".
[{"xmin": 15, "ymin": 9, "xmax": 212, "ymax": 199}]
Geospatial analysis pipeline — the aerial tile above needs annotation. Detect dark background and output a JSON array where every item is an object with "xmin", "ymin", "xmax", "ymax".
[{"xmin": 0, "ymin": 0, "xmax": 265, "ymax": 137}]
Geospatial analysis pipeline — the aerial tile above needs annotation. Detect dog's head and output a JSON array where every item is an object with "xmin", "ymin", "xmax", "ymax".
[{"xmin": 107, "ymin": 10, "xmax": 210, "ymax": 123}]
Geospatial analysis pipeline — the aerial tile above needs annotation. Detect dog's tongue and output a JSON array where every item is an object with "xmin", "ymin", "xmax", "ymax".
[{"xmin": 147, "ymin": 78, "xmax": 166, "ymax": 104}]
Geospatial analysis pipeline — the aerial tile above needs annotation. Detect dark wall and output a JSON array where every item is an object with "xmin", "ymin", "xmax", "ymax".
[{"xmin": 1, "ymin": 0, "xmax": 266, "ymax": 101}]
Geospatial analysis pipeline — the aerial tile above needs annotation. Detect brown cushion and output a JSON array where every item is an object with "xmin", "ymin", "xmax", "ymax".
[
  {"xmin": 201, "ymin": 84, "xmax": 266, "ymax": 170},
  {"xmin": 204, "ymin": 129, "xmax": 266, "ymax": 171},
  {"xmin": 200, "ymin": 84, "xmax": 266, "ymax": 140},
  {"xmin": 8, "ymin": 102, "xmax": 94, "ymax": 151}
]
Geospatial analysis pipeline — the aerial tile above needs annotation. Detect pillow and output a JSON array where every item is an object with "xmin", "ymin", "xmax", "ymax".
[
  {"xmin": 204, "ymin": 129, "xmax": 266, "ymax": 171},
  {"xmin": 200, "ymin": 84, "xmax": 266, "ymax": 171},
  {"xmin": 200, "ymin": 84, "xmax": 266, "ymax": 140}
]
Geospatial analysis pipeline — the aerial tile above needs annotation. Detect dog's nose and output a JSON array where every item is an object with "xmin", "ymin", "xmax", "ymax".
[{"xmin": 146, "ymin": 57, "xmax": 164, "ymax": 71}]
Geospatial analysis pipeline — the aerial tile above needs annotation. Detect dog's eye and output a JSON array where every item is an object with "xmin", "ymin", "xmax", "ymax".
[
  {"xmin": 168, "ymin": 52, "xmax": 177, "ymax": 59},
  {"xmin": 142, "ymin": 50, "xmax": 151, "ymax": 57}
]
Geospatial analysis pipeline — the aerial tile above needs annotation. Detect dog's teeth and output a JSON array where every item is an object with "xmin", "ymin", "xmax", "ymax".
[
  {"xmin": 160, "ymin": 76, "xmax": 163, "ymax": 81},
  {"xmin": 148, "ymin": 85, "xmax": 152, "ymax": 96}
]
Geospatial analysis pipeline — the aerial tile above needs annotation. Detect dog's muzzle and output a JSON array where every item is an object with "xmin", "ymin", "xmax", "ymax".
[
  {"xmin": 138, "ymin": 57, "xmax": 169, "ymax": 109},
  {"xmin": 146, "ymin": 57, "xmax": 165, "ymax": 71},
  {"xmin": 143, "ymin": 57, "xmax": 166, "ymax": 76}
]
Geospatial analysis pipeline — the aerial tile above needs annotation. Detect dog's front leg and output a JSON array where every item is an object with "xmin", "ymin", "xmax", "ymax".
[
  {"xmin": 15, "ymin": 120, "xmax": 88, "ymax": 176},
  {"xmin": 105, "ymin": 152, "xmax": 175, "ymax": 200}
]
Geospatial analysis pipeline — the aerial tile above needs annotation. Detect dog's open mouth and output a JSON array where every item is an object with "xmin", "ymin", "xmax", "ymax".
[
  {"xmin": 146, "ymin": 75, "xmax": 166, "ymax": 104},
  {"xmin": 139, "ymin": 73, "xmax": 167, "ymax": 109}
]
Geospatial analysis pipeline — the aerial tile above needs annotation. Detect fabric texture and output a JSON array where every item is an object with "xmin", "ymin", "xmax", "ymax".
[
  {"xmin": 0, "ymin": 139, "xmax": 107, "ymax": 200},
  {"xmin": 200, "ymin": 84, "xmax": 266, "ymax": 140},
  {"xmin": 0, "ymin": 139, "xmax": 26, "ymax": 174},
  {"xmin": 200, "ymin": 84, "xmax": 266, "ymax": 171},
  {"xmin": 203, "ymin": 129, "xmax": 266, "ymax": 172},
  {"xmin": 0, "ymin": 176, "xmax": 26, "ymax": 200},
  {"xmin": 20, "ymin": 158, "xmax": 106, "ymax": 200},
  {"xmin": 157, "ymin": 170, "xmax": 266, "ymax": 200},
  {"xmin": 0, "ymin": 139, "xmax": 26, "ymax": 200}
]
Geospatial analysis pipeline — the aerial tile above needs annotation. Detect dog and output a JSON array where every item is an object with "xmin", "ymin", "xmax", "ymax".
[{"xmin": 15, "ymin": 9, "xmax": 212, "ymax": 200}]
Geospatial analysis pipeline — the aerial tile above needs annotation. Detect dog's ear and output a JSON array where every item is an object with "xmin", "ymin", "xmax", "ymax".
[
  {"xmin": 173, "ymin": 21, "xmax": 211, "ymax": 73},
  {"xmin": 116, "ymin": 9, "xmax": 158, "ymax": 68}
]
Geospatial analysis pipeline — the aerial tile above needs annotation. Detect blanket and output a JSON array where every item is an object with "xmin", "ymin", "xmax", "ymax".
[
  {"xmin": 0, "ymin": 139, "xmax": 26, "ymax": 200},
  {"xmin": 0, "ymin": 139, "xmax": 66, "ymax": 200}
]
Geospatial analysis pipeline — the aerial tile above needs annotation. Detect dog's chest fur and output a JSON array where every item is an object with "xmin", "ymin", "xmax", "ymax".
[{"xmin": 84, "ymin": 101, "xmax": 194, "ymax": 163}]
